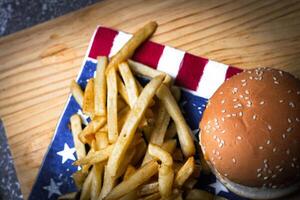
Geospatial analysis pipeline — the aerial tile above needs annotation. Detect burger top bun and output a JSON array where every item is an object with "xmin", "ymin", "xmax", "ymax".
[{"xmin": 199, "ymin": 68, "xmax": 300, "ymax": 189}]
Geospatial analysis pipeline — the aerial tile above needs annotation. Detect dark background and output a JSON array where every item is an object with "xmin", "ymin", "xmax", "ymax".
[{"xmin": 0, "ymin": 0, "xmax": 100, "ymax": 37}]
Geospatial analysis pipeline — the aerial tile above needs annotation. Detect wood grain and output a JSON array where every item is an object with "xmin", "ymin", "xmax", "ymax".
[{"xmin": 0, "ymin": 0, "xmax": 300, "ymax": 198}]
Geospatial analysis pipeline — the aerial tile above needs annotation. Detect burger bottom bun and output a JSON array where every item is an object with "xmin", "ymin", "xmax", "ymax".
[{"xmin": 210, "ymin": 165, "xmax": 300, "ymax": 199}]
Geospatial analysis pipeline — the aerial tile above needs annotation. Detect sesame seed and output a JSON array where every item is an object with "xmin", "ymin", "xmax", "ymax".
[
  {"xmin": 272, "ymin": 185, "xmax": 278, "ymax": 189},
  {"xmin": 244, "ymin": 96, "xmax": 249, "ymax": 100},
  {"xmin": 221, "ymin": 130, "xmax": 226, "ymax": 134},
  {"xmin": 219, "ymin": 142, "xmax": 224, "ymax": 148},
  {"xmin": 288, "ymin": 90, "xmax": 292, "ymax": 94},
  {"xmin": 245, "ymin": 90, "xmax": 250, "ymax": 95},
  {"xmin": 249, "ymin": 76, "xmax": 253, "ymax": 80},
  {"xmin": 239, "ymin": 95, "xmax": 244, "ymax": 99},
  {"xmin": 267, "ymin": 125, "xmax": 272, "ymax": 131},
  {"xmin": 276, "ymin": 165, "xmax": 281, "ymax": 169},
  {"xmin": 247, "ymin": 101, "xmax": 252, "ymax": 107},
  {"xmin": 239, "ymin": 112, "xmax": 243, "ymax": 117},
  {"xmin": 224, "ymin": 173, "xmax": 228, "ymax": 177},
  {"xmin": 253, "ymin": 115, "xmax": 257, "ymax": 120},
  {"xmin": 274, "ymin": 81, "xmax": 279, "ymax": 84},
  {"xmin": 286, "ymin": 149, "xmax": 290, "ymax": 155},
  {"xmin": 292, "ymin": 163, "xmax": 295, "ymax": 168},
  {"xmin": 216, "ymin": 151, "xmax": 220, "ymax": 156},
  {"xmin": 241, "ymin": 79, "xmax": 246, "ymax": 83},
  {"xmin": 213, "ymin": 135, "xmax": 217, "ymax": 140},
  {"xmin": 221, "ymin": 100, "xmax": 225, "ymax": 104},
  {"xmin": 264, "ymin": 159, "xmax": 268, "ymax": 164},
  {"xmin": 279, "ymin": 71, "xmax": 283, "ymax": 76},
  {"xmin": 257, "ymin": 173, "xmax": 262, "ymax": 178},
  {"xmin": 232, "ymin": 158, "xmax": 236, "ymax": 163},
  {"xmin": 232, "ymin": 113, "xmax": 237, "ymax": 117},
  {"xmin": 264, "ymin": 176, "xmax": 269, "ymax": 180},
  {"xmin": 221, "ymin": 117, "xmax": 225, "ymax": 122},
  {"xmin": 279, "ymin": 100, "xmax": 284, "ymax": 103},
  {"xmin": 268, "ymin": 169, "xmax": 273, "ymax": 174},
  {"xmin": 257, "ymin": 168, "xmax": 262, "ymax": 172},
  {"xmin": 266, "ymin": 140, "xmax": 271, "ymax": 145},
  {"xmin": 273, "ymin": 148, "xmax": 277, "ymax": 152},
  {"xmin": 279, "ymin": 168, "xmax": 284, "ymax": 172},
  {"xmin": 289, "ymin": 102, "xmax": 295, "ymax": 108},
  {"xmin": 297, "ymin": 91, "xmax": 300, "ymax": 95},
  {"xmin": 221, "ymin": 109, "xmax": 226, "ymax": 113},
  {"xmin": 265, "ymin": 163, "xmax": 269, "ymax": 168},
  {"xmin": 242, "ymin": 83, "xmax": 247, "ymax": 87},
  {"xmin": 233, "ymin": 98, "xmax": 237, "ymax": 102},
  {"xmin": 272, "ymin": 174, "xmax": 277, "ymax": 179},
  {"xmin": 287, "ymin": 127, "xmax": 292, "ymax": 133},
  {"xmin": 293, "ymin": 157, "xmax": 297, "ymax": 162},
  {"xmin": 273, "ymin": 77, "xmax": 277, "ymax": 81},
  {"xmin": 237, "ymin": 136, "xmax": 242, "ymax": 140},
  {"xmin": 219, "ymin": 91, "xmax": 224, "ymax": 95},
  {"xmin": 213, "ymin": 149, "xmax": 216, "ymax": 154},
  {"xmin": 282, "ymin": 134, "xmax": 286, "ymax": 139},
  {"xmin": 217, "ymin": 138, "xmax": 220, "ymax": 143},
  {"xmin": 260, "ymin": 101, "xmax": 265, "ymax": 105},
  {"xmin": 296, "ymin": 118, "xmax": 300, "ymax": 122},
  {"xmin": 226, "ymin": 114, "xmax": 231, "ymax": 118},
  {"xmin": 259, "ymin": 146, "xmax": 264, "ymax": 150},
  {"xmin": 288, "ymin": 118, "xmax": 292, "ymax": 123}
]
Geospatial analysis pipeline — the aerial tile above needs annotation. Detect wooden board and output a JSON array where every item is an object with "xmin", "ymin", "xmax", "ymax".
[{"xmin": 0, "ymin": 0, "xmax": 300, "ymax": 198}]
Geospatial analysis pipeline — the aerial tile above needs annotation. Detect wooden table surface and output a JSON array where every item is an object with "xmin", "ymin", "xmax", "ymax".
[{"xmin": 0, "ymin": 0, "xmax": 300, "ymax": 199}]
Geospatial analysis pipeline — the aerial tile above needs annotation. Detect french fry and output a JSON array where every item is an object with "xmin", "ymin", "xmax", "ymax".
[
  {"xmin": 83, "ymin": 78, "xmax": 95, "ymax": 117},
  {"xmin": 138, "ymin": 192, "xmax": 160, "ymax": 200},
  {"xmin": 115, "ymin": 147, "xmax": 136, "ymax": 178},
  {"xmin": 171, "ymin": 86, "xmax": 181, "ymax": 102},
  {"xmin": 78, "ymin": 116, "xmax": 106, "ymax": 144},
  {"xmin": 156, "ymin": 84, "xmax": 195, "ymax": 157},
  {"xmin": 95, "ymin": 131, "xmax": 109, "ymax": 151},
  {"xmin": 72, "ymin": 170, "xmax": 88, "ymax": 189},
  {"xmin": 80, "ymin": 169, "xmax": 93, "ymax": 200},
  {"xmin": 70, "ymin": 114, "xmax": 86, "ymax": 160},
  {"xmin": 107, "ymin": 67, "xmax": 118, "ymax": 143},
  {"xmin": 105, "ymin": 21, "xmax": 158, "ymax": 73},
  {"xmin": 117, "ymin": 74, "xmax": 130, "ymax": 105},
  {"xmin": 99, "ymin": 166, "xmax": 117, "ymax": 200},
  {"xmin": 95, "ymin": 56, "xmax": 108, "ymax": 116},
  {"xmin": 137, "ymin": 182, "xmax": 159, "ymax": 197},
  {"xmin": 106, "ymin": 75, "xmax": 164, "ymax": 176},
  {"xmin": 90, "ymin": 164, "xmax": 103, "ymax": 200},
  {"xmin": 165, "ymin": 122, "xmax": 177, "ymax": 140},
  {"xmin": 105, "ymin": 161, "xmax": 159, "ymax": 200},
  {"xmin": 148, "ymin": 144, "xmax": 174, "ymax": 198},
  {"xmin": 158, "ymin": 164, "xmax": 174, "ymax": 198},
  {"xmin": 123, "ymin": 165, "xmax": 136, "ymax": 181},
  {"xmin": 119, "ymin": 62, "xmax": 139, "ymax": 107},
  {"xmin": 131, "ymin": 138, "xmax": 147, "ymax": 166},
  {"xmin": 173, "ymin": 162, "xmax": 183, "ymax": 174},
  {"xmin": 183, "ymin": 178, "xmax": 198, "ymax": 190},
  {"xmin": 161, "ymin": 139, "xmax": 177, "ymax": 154},
  {"xmin": 74, "ymin": 144, "xmax": 114, "ymax": 166},
  {"xmin": 119, "ymin": 191, "xmax": 138, "ymax": 200},
  {"xmin": 163, "ymin": 74, "xmax": 173, "ymax": 86},
  {"xmin": 70, "ymin": 80, "xmax": 84, "ymax": 107},
  {"xmin": 128, "ymin": 59, "xmax": 164, "ymax": 78},
  {"xmin": 142, "ymin": 101, "xmax": 170, "ymax": 165},
  {"xmin": 175, "ymin": 157, "xmax": 195, "ymax": 187}
]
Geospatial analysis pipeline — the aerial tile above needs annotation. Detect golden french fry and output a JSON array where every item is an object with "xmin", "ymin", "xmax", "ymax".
[
  {"xmin": 117, "ymin": 95, "xmax": 127, "ymax": 110},
  {"xmin": 91, "ymin": 139, "xmax": 97, "ymax": 151},
  {"xmin": 70, "ymin": 114, "xmax": 86, "ymax": 160},
  {"xmin": 70, "ymin": 80, "xmax": 84, "ymax": 107},
  {"xmin": 117, "ymin": 74, "xmax": 130, "ymax": 105},
  {"xmin": 135, "ymin": 74, "xmax": 155, "ymax": 107},
  {"xmin": 175, "ymin": 157, "xmax": 195, "ymax": 187},
  {"xmin": 105, "ymin": 21, "xmax": 158, "ymax": 73},
  {"xmin": 106, "ymin": 75, "xmax": 164, "ymax": 176},
  {"xmin": 119, "ymin": 191, "xmax": 138, "ymax": 200},
  {"xmin": 74, "ymin": 144, "xmax": 114, "ymax": 166},
  {"xmin": 148, "ymin": 143, "xmax": 173, "ymax": 166},
  {"xmin": 165, "ymin": 121, "xmax": 177, "ymax": 140},
  {"xmin": 80, "ymin": 169, "xmax": 93, "ymax": 200},
  {"xmin": 173, "ymin": 148, "xmax": 184, "ymax": 162},
  {"xmin": 171, "ymin": 86, "xmax": 181, "ymax": 102},
  {"xmin": 78, "ymin": 116, "xmax": 106, "ymax": 144},
  {"xmin": 99, "ymin": 166, "xmax": 117, "ymax": 200},
  {"xmin": 72, "ymin": 170, "xmax": 88, "ymax": 189},
  {"xmin": 123, "ymin": 165, "xmax": 136, "ymax": 181},
  {"xmin": 90, "ymin": 164, "xmax": 103, "ymax": 200},
  {"xmin": 158, "ymin": 164, "xmax": 174, "ymax": 198},
  {"xmin": 173, "ymin": 162, "xmax": 183, "ymax": 174},
  {"xmin": 185, "ymin": 189, "xmax": 214, "ymax": 200},
  {"xmin": 139, "ymin": 193, "xmax": 160, "ymax": 200},
  {"xmin": 83, "ymin": 78, "xmax": 95, "ymax": 117},
  {"xmin": 119, "ymin": 62, "xmax": 139, "ymax": 107},
  {"xmin": 128, "ymin": 59, "xmax": 164, "ymax": 78},
  {"xmin": 163, "ymin": 74, "xmax": 173, "ymax": 86},
  {"xmin": 105, "ymin": 161, "xmax": 159, "ymax": 200},
  {"xmin": 95, "ymin": 131, "xmax": 109, "ymax": 150},
  {"xmin": 107, "ymin": 67, "xmax": 118, "ymax": 143},
  {"xmin": 141, "ymin": 125, "xmax": 153, "ymax": 142},
  {"xmin": 156, "ymin": 84, "xmax": 195, "ymax": 157},
  {"xmin": 117, "ymin": 107, "xmax": 130, "ymax": 132},
  {"xmin": 137, "ymin": 182, "xmax": 158, "ymax": 197},
  {"xmin": 142, "ymin": 102, "xmax": 170, "ymax": 165},
  {"xmin": 115, "ymin": 147, "xmax": 136, "ymax": 178},
  {"xmin": 161, "ymin": 139, "xmax": 177, "ymax": 154},
  {"xmin": 95, "ymin": 56, "xmax": 108, "ymax": 116}
]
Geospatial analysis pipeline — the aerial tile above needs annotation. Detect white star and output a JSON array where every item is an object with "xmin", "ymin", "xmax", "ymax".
[
  {"xmin": 57, "ymin": 143, "xmax": 76, "ymax": 164},
  {"xmin": 77, "ymin": 109, "xmax": 89, "ymax": 125},
  {"xmin": 43, "ymin": 178, "xmax": 62, "ymax": 198},
  {"xmin": 209, "ymin": 180, "xmax": 228, "ymax": 194}
]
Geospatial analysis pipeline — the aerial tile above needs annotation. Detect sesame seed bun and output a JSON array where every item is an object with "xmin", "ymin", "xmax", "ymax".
[{"xmin": 199, "ymin": 68, "xmax": 300, "ymax": 199}]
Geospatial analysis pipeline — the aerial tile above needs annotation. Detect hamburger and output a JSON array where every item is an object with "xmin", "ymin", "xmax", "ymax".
[{"xmin": 199, "ymin": 68, "xmax": 300, "ymax": 199}]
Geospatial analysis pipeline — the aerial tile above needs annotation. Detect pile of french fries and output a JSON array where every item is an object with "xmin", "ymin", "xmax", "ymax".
[{"xmin": 62, "ymin": 22, "xmax": 227, "ymax": 200}]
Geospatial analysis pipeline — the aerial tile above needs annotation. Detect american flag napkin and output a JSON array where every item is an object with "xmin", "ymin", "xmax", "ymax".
[{"xmin": 28, "ymin": 26, "xmax": 245, "ymax": 200}]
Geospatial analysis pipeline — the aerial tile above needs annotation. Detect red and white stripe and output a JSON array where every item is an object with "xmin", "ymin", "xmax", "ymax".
[{"xmin": 88, "ymin": 26, "xmax": 242, "ymax": 99}]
